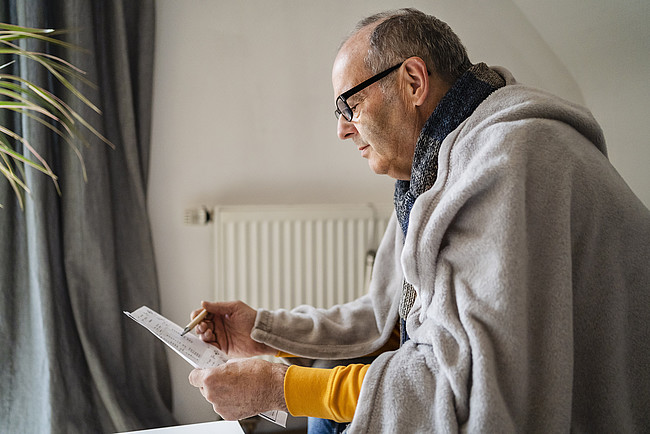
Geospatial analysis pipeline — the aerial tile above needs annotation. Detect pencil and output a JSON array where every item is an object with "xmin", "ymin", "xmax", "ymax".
[{"xmin": 180, "ymin": 308, "xmax": 207, "ymax": 336}]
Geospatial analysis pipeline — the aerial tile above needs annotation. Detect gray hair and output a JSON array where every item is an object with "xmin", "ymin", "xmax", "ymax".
[{"xmin": 349, "ymin": 8, "xmax": 472, "ymax": 85}]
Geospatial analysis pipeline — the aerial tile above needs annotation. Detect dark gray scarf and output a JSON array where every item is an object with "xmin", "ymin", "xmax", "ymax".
[{"xmin": 395, "ymin": 63, "xmax": 506, "ymax": 341}]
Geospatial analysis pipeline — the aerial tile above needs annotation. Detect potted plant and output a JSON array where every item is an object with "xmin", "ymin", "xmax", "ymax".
[{"xmin": 0, "ymin": 22, "xmax": 110, "ymax": 208}]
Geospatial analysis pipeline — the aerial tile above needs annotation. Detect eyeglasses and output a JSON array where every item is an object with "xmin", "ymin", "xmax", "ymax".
[{"xmin": 334, "ymin": 61, "xmax": 404, "ymax": 121}]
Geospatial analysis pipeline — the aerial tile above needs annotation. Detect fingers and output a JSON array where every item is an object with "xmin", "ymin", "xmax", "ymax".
[
  {"xmin": 204, "ymin": 328, "xmax": 224, "ymax": 352},
  {"xmin": 189, "ymin": 300, "xmax": 259, "ymax": 356},
  {"xmin": 188, "ymin": 361, "xmax": 283, "ymax": 420},
  {"xmin": 211, "ymin": 315, "xmax": 229, "ymax": 353},
  {"xmin": 200, "ymin": 301, "xmax": 245, "ymax": 354},
  {"xmin": 195, "ymin": 320, "xmax": 208, "ymax": 334},
  {"xmin": 189, "ymin": 359, "xmax": 268, "ymax": 420}
]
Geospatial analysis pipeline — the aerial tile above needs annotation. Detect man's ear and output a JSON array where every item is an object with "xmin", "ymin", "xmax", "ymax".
[{"xmin": 401, "ymin": 57, "xmax": 430, "ymax": 107}]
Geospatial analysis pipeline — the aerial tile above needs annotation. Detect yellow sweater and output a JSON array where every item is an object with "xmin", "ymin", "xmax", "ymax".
[
  {"xmin": 285, "ymin": 363, "xmax": 369, "ymax": 422},
  {"xmin": 281, "ymin": 325, "xmax": 400, "ymax": 422}
]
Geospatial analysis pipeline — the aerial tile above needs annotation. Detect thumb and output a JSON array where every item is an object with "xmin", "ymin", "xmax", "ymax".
[{"xmin": 188, "ymin": 368, "xmax": 204, "ymax": 388}]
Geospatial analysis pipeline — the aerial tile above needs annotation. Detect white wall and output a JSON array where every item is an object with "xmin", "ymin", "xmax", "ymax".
[{"xmin": 148, "ymin": 0, "xmax": 649, "ymax": 426}]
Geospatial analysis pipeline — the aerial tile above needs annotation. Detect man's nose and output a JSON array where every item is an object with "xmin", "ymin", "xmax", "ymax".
[{"xmin": 337, "ymin": 116, "xmax": 358, "ymax": 140}]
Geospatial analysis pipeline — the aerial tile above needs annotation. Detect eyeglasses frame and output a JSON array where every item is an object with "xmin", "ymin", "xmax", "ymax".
[{"xmin": 335, "ymin": 61, "xmax": 404, "ymax": 121}]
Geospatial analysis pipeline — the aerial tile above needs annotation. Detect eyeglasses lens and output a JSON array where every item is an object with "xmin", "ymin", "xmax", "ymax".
[{"xmin": 336, "ymin": 97, "xmax": 352, "ymax": 122}]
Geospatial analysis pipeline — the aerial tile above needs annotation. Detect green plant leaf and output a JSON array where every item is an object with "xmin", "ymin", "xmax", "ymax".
[{"xmin": 0, "ymin": 22, "xmax": 112, "ymax": 208}]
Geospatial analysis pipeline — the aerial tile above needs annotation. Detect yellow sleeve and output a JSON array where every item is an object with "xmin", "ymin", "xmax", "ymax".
[
  {"xmin": 284, "ymin": 363, "xmax": 370, "ymax": 423},
  {"xmin": 278, "ymin": 321, "xmax": 401, "ymax": 421}
]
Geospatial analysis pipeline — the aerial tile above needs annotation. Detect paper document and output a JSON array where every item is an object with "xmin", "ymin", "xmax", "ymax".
[
  {"xmin": 124, "ymin": 306, "xmax": 288, "ymax": 428},
  {"xmin": 118, "ymin": 420, "xmax": 244, "ymax": 433}
]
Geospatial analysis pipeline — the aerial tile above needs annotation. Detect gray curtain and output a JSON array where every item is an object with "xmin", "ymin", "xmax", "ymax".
[{"xmin": 0, "ymin": 1, "xmax": 177, "ymax": 432}]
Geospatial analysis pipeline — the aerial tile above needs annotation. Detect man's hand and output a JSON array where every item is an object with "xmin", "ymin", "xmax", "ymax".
[
  {"xmin": 188, "ymin": 358, "xmax": 289, "ymax": 420},
  {"xmin": 191, "ymin": 300, "xmax": 275, "ymax": 358}
]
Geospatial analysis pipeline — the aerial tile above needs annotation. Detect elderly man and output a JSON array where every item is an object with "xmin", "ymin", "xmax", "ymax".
[{"xmin": 188, "ymin": 8, "xmax": 650, "ymax": 433}]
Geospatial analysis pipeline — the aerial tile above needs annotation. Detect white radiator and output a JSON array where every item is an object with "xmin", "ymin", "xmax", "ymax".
[{"xmin": 211, "ymin": 203, "xmax": 393, "ymax": 310}]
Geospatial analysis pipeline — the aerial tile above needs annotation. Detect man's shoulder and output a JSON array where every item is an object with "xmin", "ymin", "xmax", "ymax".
[{"xmin": 458, "ymin": 81, "xmax": 605, "ymax": 155}]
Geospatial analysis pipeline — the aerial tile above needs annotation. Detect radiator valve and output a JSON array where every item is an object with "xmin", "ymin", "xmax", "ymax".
[{"xmin": 184, "ymin": 206, "xmax": 212, "ymax": 225}]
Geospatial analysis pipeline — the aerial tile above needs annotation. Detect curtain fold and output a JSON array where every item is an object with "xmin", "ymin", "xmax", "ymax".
[{"xmin": 0, "ymin": 1, "xmax": 177, "ymax": 432}]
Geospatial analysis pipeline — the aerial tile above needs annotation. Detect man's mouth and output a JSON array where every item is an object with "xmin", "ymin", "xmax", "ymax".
[{"xmin": 358, "ymin": 144, "xmax": 370, "ymax": 158}]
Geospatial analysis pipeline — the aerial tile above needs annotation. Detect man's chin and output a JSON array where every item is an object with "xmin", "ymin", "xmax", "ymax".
[{"xmin": 368, "ymin": 159, "xmax": 388, "ymax": 176}]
